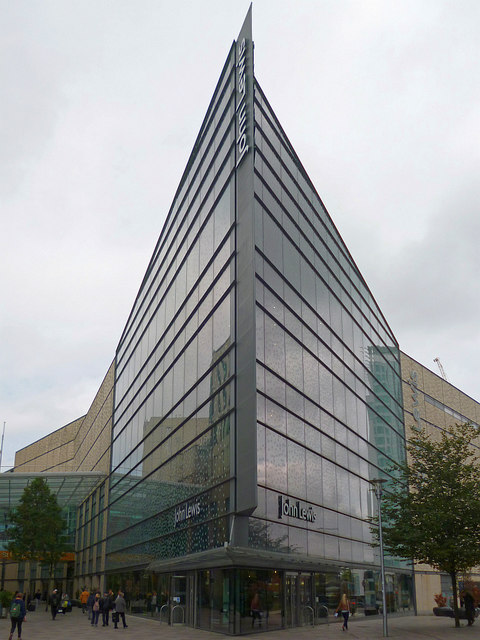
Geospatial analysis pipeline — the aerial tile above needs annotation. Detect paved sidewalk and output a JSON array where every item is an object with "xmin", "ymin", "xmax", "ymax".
[{"xmin": 1, "ymin": 606, "xmax": 478, "ymax": 640}]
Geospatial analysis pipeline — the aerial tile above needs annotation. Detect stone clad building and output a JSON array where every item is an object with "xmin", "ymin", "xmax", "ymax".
[
  {"xmin": 401, "ymin": 352, "xmax": 480, "ymax": 614},
  {"xmin": 2, "ymin": 363, "xmax": 115, "ymax": 592}
]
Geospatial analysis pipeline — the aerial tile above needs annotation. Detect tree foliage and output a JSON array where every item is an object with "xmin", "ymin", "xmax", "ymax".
[
  {"xmin": 378, "ymin": 422, "xmax": 480, "ymax": 627},
  {"xmin": 7, "ymin": 478, "xmax": 68, "ymax": 579}
]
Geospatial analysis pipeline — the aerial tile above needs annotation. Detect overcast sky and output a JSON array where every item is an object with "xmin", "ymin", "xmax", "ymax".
[{"xmin": 1, "ymin": 0, "xmax": 479, "ymax": 469}]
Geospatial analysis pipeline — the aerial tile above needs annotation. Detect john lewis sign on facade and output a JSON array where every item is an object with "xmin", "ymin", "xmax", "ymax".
[
  {"xmin": 174, "ymin": 500, "xmax": 201, "ymax": 527},
  {"xmin": 278, "ymin": 495, "xmax": 317, "ymax": 523}
]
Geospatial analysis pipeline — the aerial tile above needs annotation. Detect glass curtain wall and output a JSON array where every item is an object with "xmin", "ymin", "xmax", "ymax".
[
  {"xmin": 100, "ymin": 15, "xmax": 413, "ymax": 630},
  {"xmin": 106, "ymin": 43, "xmax": 237, "ymax": 574},
  {"xmin": 252, "ymin": 81, "xmax": 407, "ymax": 571}
]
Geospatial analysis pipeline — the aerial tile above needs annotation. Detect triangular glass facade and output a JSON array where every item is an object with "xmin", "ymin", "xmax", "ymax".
[{"xmin": 105, "ymin": 8, "xmax": 412, "ymax": 632}]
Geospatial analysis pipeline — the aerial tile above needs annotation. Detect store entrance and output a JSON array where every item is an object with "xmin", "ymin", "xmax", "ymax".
[
  {"xmin": 170, "ymin": 575, "xmax": 187, "ymax": 624},
  {"xmin": 284, "ymin": 572, "xmax": 314, "ymax": 628}
]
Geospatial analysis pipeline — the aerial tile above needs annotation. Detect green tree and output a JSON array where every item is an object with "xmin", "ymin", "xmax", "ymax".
[
  {"xmin": 7, "ymin": 478, "xmax": 68, "ymax": 586},
  {"xmin": 377, "ymin": 423, "xmax": 480, "ymax": 627}
]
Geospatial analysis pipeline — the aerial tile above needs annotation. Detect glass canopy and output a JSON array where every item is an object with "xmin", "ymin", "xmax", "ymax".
[{"xmin": 0, "ymin": 472, "xmax": 105, "ymax": 508}]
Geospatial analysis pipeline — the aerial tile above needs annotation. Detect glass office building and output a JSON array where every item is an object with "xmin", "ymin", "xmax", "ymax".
[{"xmin": 103, "ymin": 9, "xmax": 413, "ymax": 633}]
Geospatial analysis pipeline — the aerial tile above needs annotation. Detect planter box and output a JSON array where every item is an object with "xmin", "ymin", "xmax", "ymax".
[{"xmin": 433, "ymin": 607, "xmax": 469, "ymax": 619}]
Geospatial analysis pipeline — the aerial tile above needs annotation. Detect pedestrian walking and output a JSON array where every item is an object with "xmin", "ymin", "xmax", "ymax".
[
  {"xmin": 80, "ymin": 587, "xmax": 89, "ymax": 614},
  {"xmin": 463, "ymin": 590, "xmax": 475, "ymax": 626},
  {"xmin": 49, "ymin": 588, "xmax": 59, "ymax": 620},
  {"xmin": 151, "ymin": 591, "xmax": 157, "ymax": 617},
  {"xmin": 86, "ymin": 591, "xmax": 95, "ymax": 621},
  {"xmin": 103, "ymin": 589, "xmax": 114, "ymax": 626},
  {"xmin": 100, "ymin": 591, "xmax": 108, "ymax": 626},
  {"xmin": 8, "ymin": 591, "xmax": 26, "ymax": 640},
  {"xmin": 114, "ymin": 591, "xmax": 128, "ymax": 629},
  {"xmin": 91, "ymin": 593, "xmax": 101, "ymax": 627},
  {"xmin": 336, "ymin": 593, "xmax": 351, "ymax": 631}
]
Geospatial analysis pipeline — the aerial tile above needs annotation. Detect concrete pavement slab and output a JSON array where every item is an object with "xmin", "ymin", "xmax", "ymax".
[{"xmin": 0, "ymin": 606, "xmax": 477, "ymax": 640}]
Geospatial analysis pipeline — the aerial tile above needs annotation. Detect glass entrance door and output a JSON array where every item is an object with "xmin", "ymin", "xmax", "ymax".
[
  {"xmin": 285, "ymin": 573, "xmax": 297, "ymax": 627},
  {"xmin": 185, "ymin": 574, "xmax": 195, "ymax": 626},
  {"xmin": 284, "ymin": 573, "xmax": 313, "ymax": 628},
  {"xmin": 170, "ymin": 575, "xmax": 187, "ymax": 624},
  {"xmin": 298, "ymin": 573, "xmax": 314, "ymax": 626}
]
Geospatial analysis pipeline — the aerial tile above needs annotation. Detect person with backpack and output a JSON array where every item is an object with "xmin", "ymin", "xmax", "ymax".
[
  {"xmin": 9, "ymin": 591, "xmax": 26, "ymax": 640},
  {"xmin": 91, "ymin": 592, "xmax": 101, "ymax": 627}
]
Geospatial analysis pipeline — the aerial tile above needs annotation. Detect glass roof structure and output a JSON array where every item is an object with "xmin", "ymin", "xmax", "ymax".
[{"xmin": 0, "ymin": 472, "xmax": 105, "ymax": 509}]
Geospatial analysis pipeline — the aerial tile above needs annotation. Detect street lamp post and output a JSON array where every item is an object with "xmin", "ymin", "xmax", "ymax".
[{"xmin": 371, "ymin": 478, "xmax": 388, "ymax": 637}]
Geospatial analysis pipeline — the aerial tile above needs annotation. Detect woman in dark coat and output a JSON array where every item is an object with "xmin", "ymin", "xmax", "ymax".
[
  {"xmin": 464, "ymin": 591, "xmax": 475, "ymax": 626},
  {"xmin": 9, "ymin": 591, "xmax": 26, "ymax": 640}
]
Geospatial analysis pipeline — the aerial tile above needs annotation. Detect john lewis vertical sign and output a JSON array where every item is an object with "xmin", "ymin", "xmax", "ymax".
[
  {"xmin": 234, "ymin": 5, "xmax": 257, "ymax": 518},
  {"xmin": 236, "ymin": 37, "xmax": 249, "ymax": 166}
]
